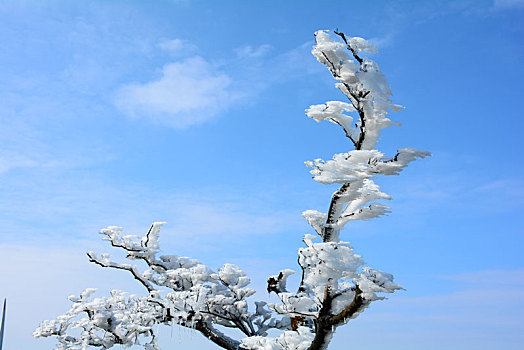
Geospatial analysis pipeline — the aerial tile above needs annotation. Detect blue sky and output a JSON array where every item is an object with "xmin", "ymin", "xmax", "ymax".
[{"xmin": 0, "ymin": 0, "xmax": 523, "ymax": 349}]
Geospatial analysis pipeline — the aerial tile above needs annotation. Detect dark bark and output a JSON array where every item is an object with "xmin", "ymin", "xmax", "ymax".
[
  {"xmin": 195, "ymin": 321, "xmax": 241, "ymax": 350},
  {"xmin": 307, "ymin": 286, "xmax": 365, "ymax": 350},
  {"xmin": 322, "ymin": 184, "xmax": 350, "ymax": 242}
]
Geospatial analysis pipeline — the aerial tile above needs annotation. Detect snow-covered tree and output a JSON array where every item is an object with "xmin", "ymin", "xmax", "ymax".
[{"xmin": 34, "ymin": 30, "xmax": 429, "ymax": 350}]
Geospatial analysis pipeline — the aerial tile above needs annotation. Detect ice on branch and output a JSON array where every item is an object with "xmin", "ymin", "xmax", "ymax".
[
  {"xmin": 312, "ymin": 30, "xmax": 405, "ymax": 150},
  {"xmin": 37, "ymin": 224, "xmax": 290, "ymax": 349},
  {"xmin": 340, "ymin": 179, "xmax": 391, "ymax": 216},
  {"xmin": 36, "ymin": 29, "xmax": 428, "ymax": 350},
  {"xmin": 299, "ymin": 235, "xmax": 363, "ymax": 288},
  {"xmin": 34, "ymin": 289, "xmax": 162, "ymax": 349},
  {"xmin": 306, "ymin": 148, "xmax": 430, "ymax": 185},
  {"xmin": 302, "ymin": 210, "xmax": 327, "ymax": 236},
  {"xmin": 348, "ymin": 37, "xmax": 377, "ymax": 54},
  {"xmin": 356, "ymin": 267, "xmax": 403, "ymax": 301},
  {"xmin": 306, "ymin": 102, "xmax": 358, "ymax": 142}
]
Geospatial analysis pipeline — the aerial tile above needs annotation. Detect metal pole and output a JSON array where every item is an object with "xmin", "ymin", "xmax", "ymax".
[{"xmin": 0, "ymin": 298, "xmax": 5, "ymax": 350}]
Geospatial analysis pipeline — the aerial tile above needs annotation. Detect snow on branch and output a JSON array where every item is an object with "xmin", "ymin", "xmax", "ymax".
[
  {"xmin": 36, "ymin": 224, "xmax": 289, "ymax": 349},
  {"xmin": 33, "ymin": 289, "xmax": 162, "ymax": 349},
  {"xmin": 306, "ymin": 101, "xmax": 358, "ymax": 145},
  {"xmin": 312, "ymin": 30, "xmax": 404, "ymax": 151},
  {"xmin": 306, "ymin": 148, "xmax": 430, "ymax": 184}
]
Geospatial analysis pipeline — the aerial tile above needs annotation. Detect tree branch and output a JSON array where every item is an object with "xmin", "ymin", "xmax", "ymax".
[
  {"xmin": 306, "ymin": 287, "xmax": 335, "ymax": 350},
  {"xmin": 333, "ymin": 30, "xmax": 363, "ymax": 64},
  {"xmin": 323, "ymin": 183, "xmax": 350, "ymax": 242},
  {"xmin": 194, "ymin": 321, "xmax": 241, "ymax": 350},
  {"xmin": 330, "ymin": 285, "xmax": 366, "ymax": 326},
  {"xmin": 87, "ymin": 252, "xmax": 155, "ymax": 293}
]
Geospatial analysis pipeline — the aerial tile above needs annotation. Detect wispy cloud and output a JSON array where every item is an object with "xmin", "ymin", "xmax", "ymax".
[
  {"xmin": 114, "ymin": 38, "xmax": 320, "ymax": 129},
  {"xmin": 0, "ymin": 171, "xmax": 303, "ymax": 249},
  {"xmin": 0, "ymin": 151, "xmax": 40, "ymax": 174},
  {"xmin": 114, "ymin": 56, "xmax": 240, "ymax": 128},
  {"xmin": 493, "ymin": 0, "xmax": 524, "ymax": 10},
  {"xmin": 157, "ymin": 38, "xmax": 197, "ymax": 55},
  {"xmin": 226, "ymin": 40, "xmax": 319, "ymax": 99},
  {"xmin": 369, "ymin": 32, "xmax": 397, "ymax": 50},
  {"xmin": 443, "ymin": 268, "xmax": 524, "ymax": 286},
  {"xmin": 0, "ymin": 103, "xmax": 93, "ymax": 175},
  {"xmin": 330, "ymin": 269, "xmax": 524, "ymax": 349},
  {"xmin": 235, "ymin": 44, "xmax": 273, "ymax": 59}
]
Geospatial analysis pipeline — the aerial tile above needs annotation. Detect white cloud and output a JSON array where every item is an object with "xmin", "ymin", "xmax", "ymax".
[
  {"xmin": 114, "ymin": 56, "xmax": 240, "ymax": 128},
  {"xmin": 114, "ymin": 39, "xmax": 321, "ymax": 129}
]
